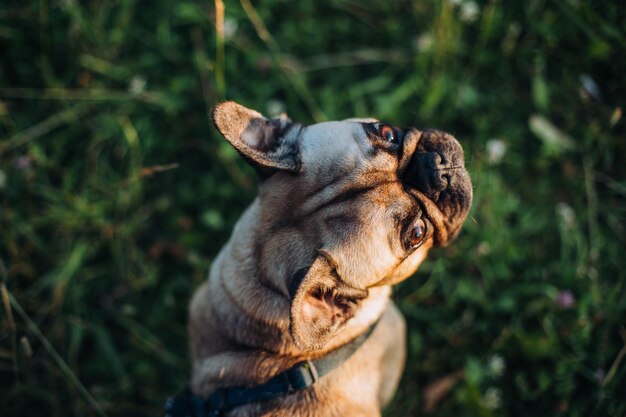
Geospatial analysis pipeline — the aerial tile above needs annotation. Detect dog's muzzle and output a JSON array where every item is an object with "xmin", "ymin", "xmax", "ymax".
[
  {"xmin": 402, "ymin": 129, "xmax": 473, "ymax": 244},
  {"xmin": 403, "ymin": 129, "xmax": 467, "ymax": 201}
]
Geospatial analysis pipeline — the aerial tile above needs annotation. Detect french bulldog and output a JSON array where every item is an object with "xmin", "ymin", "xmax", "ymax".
[{"xmin": 185, "ymin": 101, "xmax": 472, "ymax": 417}]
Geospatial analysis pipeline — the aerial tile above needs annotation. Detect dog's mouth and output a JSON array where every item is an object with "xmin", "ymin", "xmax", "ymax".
[{"xmin": 400, "ymin": 129, "xmax": 473, "ymax": 246}]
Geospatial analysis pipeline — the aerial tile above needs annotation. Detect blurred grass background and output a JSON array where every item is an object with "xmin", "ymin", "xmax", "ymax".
[{"xmin": 1, "ymin": 0, "xmax": 625, "ymax": 416}]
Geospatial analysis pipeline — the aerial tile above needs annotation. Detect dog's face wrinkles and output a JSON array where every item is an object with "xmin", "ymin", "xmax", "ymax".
[
  {"xmin": 212, "ymin": 101, "xmax": 472, "ymax": 351},
  {"xmin": 266, "ymin": 122, "xmax": 433, "ymax": 289}
]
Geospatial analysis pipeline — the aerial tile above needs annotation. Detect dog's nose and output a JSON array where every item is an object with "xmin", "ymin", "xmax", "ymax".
[
  {"xmin": 403, "ymin": 129, "xmax": 467, "ymax": 203},
  {"xmin": 409, "ymin": 152, "xmax": 450, "ymax": 199}
]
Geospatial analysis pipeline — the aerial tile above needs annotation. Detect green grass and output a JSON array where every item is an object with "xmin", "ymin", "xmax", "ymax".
[{"xmin": 1, "ymin": 1, "xmax": 625, "ymax": 416}]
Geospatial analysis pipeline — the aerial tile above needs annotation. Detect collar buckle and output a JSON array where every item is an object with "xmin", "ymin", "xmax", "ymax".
[{"xmin": 284, "ymin": 359, "xmax": 319, "ymax": 391}]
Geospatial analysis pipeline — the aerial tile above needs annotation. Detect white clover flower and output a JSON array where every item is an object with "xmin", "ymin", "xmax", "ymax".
[
  {"xmin": 579, "ymin": 74, "xmax": 601, "ymax": 101},
  {"xmin": 486, "ymin": 139, "xmax": 507, "ymax": 164},
  {"xmin": 487, "ymin": 355, "xmax": 505, "ymax": 377},
  {"xmin": 556, "ymin": 202, "xmax": 576, "ymax": 230},
  {"xmin": 224, "ymin": 17, "xmax": 238, "ymax": 40},
  {"xmin": 476, "ymin": 242, "xmax": 491, "ymax": 256},
  {"xmin": 128, "ymin": 75, "xmax": 147, "ymax": 95},
  {"xmin": 460, "ymin": 1, "xmax": 480, "ymax": 23},
  {"xmin": 483, "ymin": 387, "xmax": 502, "ymax": 409},
  {"xmin": 413, "ymin": 33, "xmax": 434, "ymax": 52}
]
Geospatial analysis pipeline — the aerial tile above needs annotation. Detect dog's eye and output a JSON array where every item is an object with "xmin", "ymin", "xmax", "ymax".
[
  {"xmin": 408, "ymin": 219, "xmax": 427, "ymax": 249},
  {"xmin": 378, "ymin": 124, "xmax": 397, "ymax": 143}
]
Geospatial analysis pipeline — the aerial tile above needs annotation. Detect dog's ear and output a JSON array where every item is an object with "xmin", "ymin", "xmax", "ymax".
[
  {"xmin": 289, "ymin": 256, "xmax": 368, "ymax": 351},
  {"xmin": 211, "ymin": 101, "xmax": 301, "ymax": 175}
]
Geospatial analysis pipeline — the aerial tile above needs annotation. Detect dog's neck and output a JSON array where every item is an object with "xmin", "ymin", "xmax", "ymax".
[
  {"xmin": 189, "ymin": 199, "xmax": 390, "ymax": 395},
  {"xmin": 209, "ymin": 200, "xmax": 390, "ymax": 353}
]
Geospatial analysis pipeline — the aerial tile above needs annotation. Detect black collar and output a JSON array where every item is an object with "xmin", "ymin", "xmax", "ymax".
[{"xmin": 165, "ymin": 318, "xmax": 380, "ymax": 417}]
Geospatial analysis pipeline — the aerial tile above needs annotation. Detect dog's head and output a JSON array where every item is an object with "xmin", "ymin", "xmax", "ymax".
[{"xmin": 212, "ymin": 101, "xmax": 472, "ymax": 351}]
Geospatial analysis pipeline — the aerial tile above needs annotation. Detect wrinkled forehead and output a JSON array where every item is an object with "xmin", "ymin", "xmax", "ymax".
[
  {"xmin": 301, "ymin": 121, "xmax": 367, "ymax": 161},
  {"xmin": 299, "ymin": 121, "xmax": 388, "ymax": 175}
]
